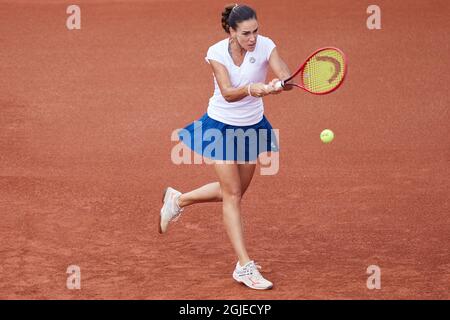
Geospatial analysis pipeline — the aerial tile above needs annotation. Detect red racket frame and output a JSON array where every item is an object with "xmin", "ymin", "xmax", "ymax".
[{"xmin": 282, "ymin": 47, "xmax": 348, "ymax": 95}]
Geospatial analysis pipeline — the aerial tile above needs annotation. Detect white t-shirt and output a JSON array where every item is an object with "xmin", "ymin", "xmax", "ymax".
[{"xmin": 205, "ymin": 35, "xmax": 276, "ymax": 126}]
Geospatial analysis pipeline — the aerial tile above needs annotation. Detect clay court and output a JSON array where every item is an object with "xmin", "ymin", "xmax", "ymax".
[{"xmin": 1, "ymin": 0, "xmax": 449, "ymax": 299}]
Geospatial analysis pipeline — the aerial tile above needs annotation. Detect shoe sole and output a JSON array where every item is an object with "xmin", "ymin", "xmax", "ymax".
[
  {"xmin": 158, "ymin": 187, "xmax": 168, "ymax": 234},
  {"xmin": 232, "ymin": 273, "xmax": 273, "ymax": 290}
]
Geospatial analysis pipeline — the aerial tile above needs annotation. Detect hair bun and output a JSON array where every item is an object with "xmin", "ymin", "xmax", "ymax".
[{"xmin": 221, "ymin": 4, "xmax": 236, "ymax": 34}]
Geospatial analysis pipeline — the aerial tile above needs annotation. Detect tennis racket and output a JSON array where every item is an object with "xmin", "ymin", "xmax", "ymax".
[{"xmin": 274, "ymin": 47, "xmax": 347, "ymax": 94}]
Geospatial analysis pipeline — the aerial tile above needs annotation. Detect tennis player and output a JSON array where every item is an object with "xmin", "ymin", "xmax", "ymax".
[{"xmin": 160, "ymin": 4, "xmax": 292, "ymax": 290}]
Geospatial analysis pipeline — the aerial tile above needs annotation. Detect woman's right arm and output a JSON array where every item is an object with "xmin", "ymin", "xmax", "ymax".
[{"xmin": 208, "ymin": 60, "xmax": 270, "ymax": 102}]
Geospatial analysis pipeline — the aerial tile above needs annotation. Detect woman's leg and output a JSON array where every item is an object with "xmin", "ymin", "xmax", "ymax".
[
  {"xmin": 177, "ymin": 182, "xmax": 222, "ymax": 208},
  {"xmin": 238, "ymin": 163, "xmax": 256, "ymax": 196},
  {"xmin": 177, "ymin": 163, "xmax": 256, "ymax": 208},
  {"xmin": 214, "ymin": 162, "xmax": 253, "ymax": 266}
]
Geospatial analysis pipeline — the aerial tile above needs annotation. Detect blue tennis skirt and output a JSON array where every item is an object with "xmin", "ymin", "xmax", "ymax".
[{"xmin": 177, "ymin": 113, "xmax": 279, "ymax": 162}]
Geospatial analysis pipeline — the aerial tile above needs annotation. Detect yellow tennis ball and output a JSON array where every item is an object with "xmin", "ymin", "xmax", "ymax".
[{"xmin": 320, "ymin": 129, "xmax": 334, "ymax": 144}]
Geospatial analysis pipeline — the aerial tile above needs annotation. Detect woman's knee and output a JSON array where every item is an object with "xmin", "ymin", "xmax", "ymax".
[
  {"xmin": 221, "ymin": 187, "xmax": 242, "ymax": 202},
  {"xmin": 217, "ymin": 185, "xmax": 223, "ymax": 201}
]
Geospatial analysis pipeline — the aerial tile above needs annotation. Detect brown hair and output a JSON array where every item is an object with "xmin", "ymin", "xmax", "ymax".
[{"xmin": 221, "ymin": 4, "xmax": 257, "ymax": 34}]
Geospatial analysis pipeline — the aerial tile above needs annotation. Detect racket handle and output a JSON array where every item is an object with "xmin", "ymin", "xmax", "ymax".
[{"xmin": 274, "ymin": 80, "xmax": 284, "ymax": 90}]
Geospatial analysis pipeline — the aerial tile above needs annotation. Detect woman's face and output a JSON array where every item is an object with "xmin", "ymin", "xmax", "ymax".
[{"xmin": 231, "ymin": 19, "xmax": 259, "ymax": 52}]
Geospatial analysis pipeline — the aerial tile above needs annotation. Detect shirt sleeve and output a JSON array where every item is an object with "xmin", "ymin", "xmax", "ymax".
[
  {"xmin": 264, "ymin": 37, "xmax": 277, "ymax": 61},
  {"xmin": 205, "ymin": 46, "xmax": 226, "ymax": 65}
]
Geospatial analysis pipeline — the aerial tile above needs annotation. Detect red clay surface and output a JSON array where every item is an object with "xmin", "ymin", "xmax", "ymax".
[{"xmin": 1, "ymin": 0, "xmax": 449, "ymax": 299}]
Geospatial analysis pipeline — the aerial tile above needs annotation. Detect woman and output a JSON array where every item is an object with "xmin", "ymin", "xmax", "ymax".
[{"xmin": 159, "ymin": 4, "xmax": 292, "ymax": 290}]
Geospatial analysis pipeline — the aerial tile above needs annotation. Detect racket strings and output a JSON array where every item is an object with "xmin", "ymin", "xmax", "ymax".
[{"xmin": 303, "ymin": 49, "xmax": 345, "ymax": 94}]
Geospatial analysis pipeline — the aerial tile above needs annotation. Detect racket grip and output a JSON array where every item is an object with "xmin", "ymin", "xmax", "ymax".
[{"xmin": 274, "ymin": 80, "xmax": 284, "ymax": 90}]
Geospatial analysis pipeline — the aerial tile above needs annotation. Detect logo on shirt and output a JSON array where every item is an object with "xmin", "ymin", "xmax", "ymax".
[{"xmin": 249, "ymin": 57, "xmax": 256, "ymax": 64}]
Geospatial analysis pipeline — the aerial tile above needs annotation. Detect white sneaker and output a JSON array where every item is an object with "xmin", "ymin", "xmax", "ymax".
[
  {"xmin": 159, "ymin": 187, "xmax": 184, "ymax": 234},
  {"xmin": 232, "ymin": 260, "xmax": 273, "ymax": 290}
]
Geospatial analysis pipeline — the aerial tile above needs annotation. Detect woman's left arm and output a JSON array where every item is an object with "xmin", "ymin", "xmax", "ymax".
[{"xmin": 268, "ymin": 48, "xmax": 293, "ymax": 92}]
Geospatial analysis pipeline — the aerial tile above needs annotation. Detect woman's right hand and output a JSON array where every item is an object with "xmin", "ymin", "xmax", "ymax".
[{"xmin": 249, "ymin": 83, "xmax": 272, "ymax": 98}]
